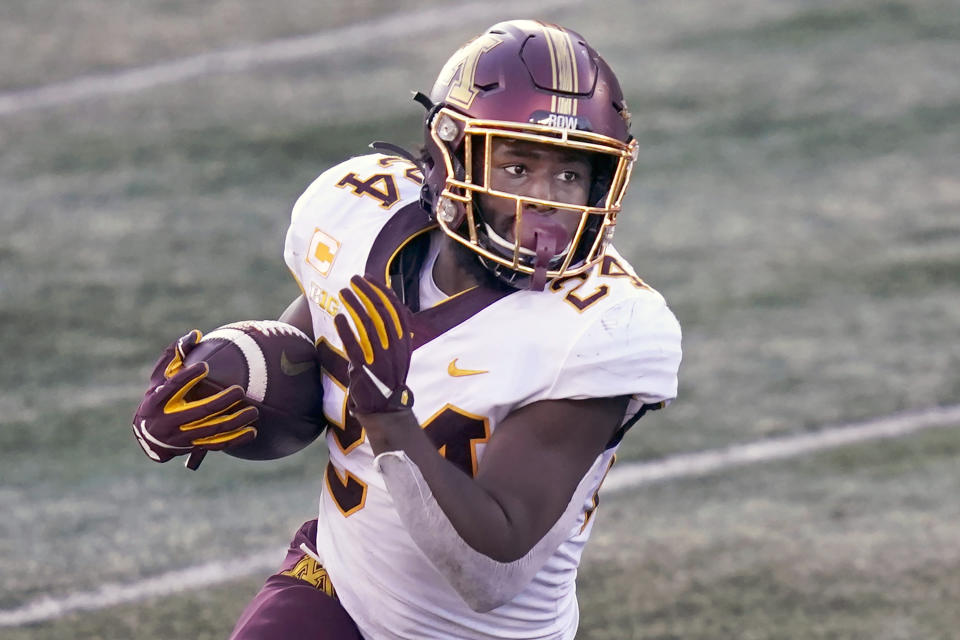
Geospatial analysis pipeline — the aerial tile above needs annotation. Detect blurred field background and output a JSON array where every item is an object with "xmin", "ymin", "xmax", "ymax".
[{"xmin": 1, "ymin": 0, "xmax": 958, "ymax": 638}]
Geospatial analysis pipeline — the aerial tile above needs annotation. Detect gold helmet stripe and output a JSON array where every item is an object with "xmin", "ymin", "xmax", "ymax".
[{"xmin": 540, "ymin": 23, "xmax": 578, "ymax": 116}]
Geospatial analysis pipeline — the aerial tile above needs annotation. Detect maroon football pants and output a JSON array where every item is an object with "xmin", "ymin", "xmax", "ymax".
[{"xmin": 229, "ymin": 519, "xmax": 363, "ymax": 640}]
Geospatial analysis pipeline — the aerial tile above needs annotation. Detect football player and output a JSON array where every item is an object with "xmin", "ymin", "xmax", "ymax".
[{"xmin": 133, "ymin": 20, "xmax": 682, "ymax": 639}]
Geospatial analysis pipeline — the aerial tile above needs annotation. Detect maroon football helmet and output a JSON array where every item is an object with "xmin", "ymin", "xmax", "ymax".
[{"xmin": 419, "ymin": 20, "xmax": 637, "ymax": 289}]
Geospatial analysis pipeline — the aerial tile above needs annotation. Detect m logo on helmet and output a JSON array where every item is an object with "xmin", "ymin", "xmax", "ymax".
[{"xmin": 439, "ymin": 33, "xmax": 504, "ymax": 110}]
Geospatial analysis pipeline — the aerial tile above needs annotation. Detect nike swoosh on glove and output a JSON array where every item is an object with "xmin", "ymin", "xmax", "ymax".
[
  {"xmin": 334, "ymin": 275, "xmax": 414, "ymax": 414},
  {"xmin": 132, "ymin": 330, "xmax": 259, "ymax": 466}
]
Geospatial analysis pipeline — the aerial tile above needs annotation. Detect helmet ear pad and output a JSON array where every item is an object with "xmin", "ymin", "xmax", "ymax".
[
  {"xmin": 421, "ymin": 108, "xmax": 471, "ymax": 229},
  {"xmin": 587, "ymin": 153, "xmax": 618, "ymax": 208}
]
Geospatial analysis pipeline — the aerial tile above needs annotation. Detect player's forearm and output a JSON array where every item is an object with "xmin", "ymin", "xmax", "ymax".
[
  {"xmin": 366, "ymin": 411, "xmax": 606, "ymax": 612},
  {"xmin": 358, "ymin": 410, "xmax": 525, "ymax": 561}
]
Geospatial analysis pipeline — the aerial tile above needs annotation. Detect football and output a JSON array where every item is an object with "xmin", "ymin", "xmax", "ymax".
[{"xmin": 183, "ymin": 320, "xmax": 326, "ymax": 460}]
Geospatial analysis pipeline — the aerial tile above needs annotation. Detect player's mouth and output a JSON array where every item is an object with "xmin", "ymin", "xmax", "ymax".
[{"xmin": 483, "ymin": 211, "xmax": 574, "ymax": 260}]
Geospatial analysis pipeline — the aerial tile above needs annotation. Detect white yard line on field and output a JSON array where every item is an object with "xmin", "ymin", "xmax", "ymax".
[
  {"xmin": 0, "ymin": 0, "xmax": 580, "ymax": 117},
  {"xmin": 2, "ymin": 403, "xmax": 958, "ymax": 628},
  {"xmin": 0, "ymin": 550, "xmax": 283, "ymax": 628},
  {"xmin": 603, "ymin": 404, "xmax": 960, "ymax": 491}
]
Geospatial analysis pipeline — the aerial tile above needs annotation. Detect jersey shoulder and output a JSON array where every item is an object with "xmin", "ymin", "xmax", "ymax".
[
  {"xmin": 538, "ymin": 246, "xmax": 672, "ymax": 325},
  {"xmin": 536, "ymin": 247, "xmax": 682, "ymax": 406},
  {"xmin": 289, "ymin": 153, "xmax": 423, "ymax": 230},
  {"xmin": 283, "ymin": 153, "xmax": 423, "ymax": 292}
]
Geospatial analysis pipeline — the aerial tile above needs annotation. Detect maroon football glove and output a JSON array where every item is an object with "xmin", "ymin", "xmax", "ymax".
[
  {"xmin": 334, "ymin": 275, "xmax": 414, "ymax": 414},
  {"xmin": 132, "ymin": 330, "xmax": 259, "ymax": 467}
]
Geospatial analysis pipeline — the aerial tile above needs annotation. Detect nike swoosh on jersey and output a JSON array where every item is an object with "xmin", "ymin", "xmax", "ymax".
[
  {"xmin": 447, "ymin": 359, "xmax": 489, "ymax": 377},
  {"xmin": 281, "ymin": 351, "xmax": 315, "ymax": 376}
]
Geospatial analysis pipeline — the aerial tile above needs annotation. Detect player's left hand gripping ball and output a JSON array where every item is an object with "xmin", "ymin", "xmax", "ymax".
[
  {"xmin": 132, "ymin": 330, "xmax": 259, "ymax": 464},
  {"xmin": 334, "ymin": 276, "xmax": 414, "ymax": 413}
]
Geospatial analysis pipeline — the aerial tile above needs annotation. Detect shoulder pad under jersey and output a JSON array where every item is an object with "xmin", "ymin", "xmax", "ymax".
[
  {"xmin": 283, "ymin": 153, "xmax": 423, "ymax": 292},
  {"xmin": 541, "ymin": 265, "xmax": 682, "ymax": 408}
]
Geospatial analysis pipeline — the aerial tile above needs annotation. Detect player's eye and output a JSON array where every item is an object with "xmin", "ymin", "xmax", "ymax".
[
  {"xmin": 502, "ymin": 164, "xmax": 526, "ymax": 177},
  {"xmin": 558, "ymin": 169, "xmax": 582, "ymax": 183}
]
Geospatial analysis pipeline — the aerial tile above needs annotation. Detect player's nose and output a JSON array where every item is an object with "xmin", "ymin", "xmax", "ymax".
[{"xmin": 522, "ymin": 175, "xmax": 557, "ymax": 209}]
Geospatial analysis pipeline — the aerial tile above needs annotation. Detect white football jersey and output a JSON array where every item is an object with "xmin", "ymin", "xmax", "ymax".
[{"xmin": 283, "ymin": 154, "xmax": 682, "ymax": 639}]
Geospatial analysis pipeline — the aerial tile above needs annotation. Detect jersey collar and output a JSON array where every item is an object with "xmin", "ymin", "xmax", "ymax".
[{"xmin": 365, "ymin": 202, "xmax": 515, "ymax": 349}]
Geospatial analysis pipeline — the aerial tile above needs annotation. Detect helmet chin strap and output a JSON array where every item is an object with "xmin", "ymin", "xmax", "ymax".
[
  {"xmin": 474, "ymin": 199, "xmax": 578, "ymax": 291},
  {"xmin": 483, "ymin": 222, "xmax": 573, "ymax": 260}
]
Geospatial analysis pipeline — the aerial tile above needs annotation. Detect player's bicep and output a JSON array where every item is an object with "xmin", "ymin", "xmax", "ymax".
[
  {"xmin": 474, "ymin": 395, "xmax": 628, "ymax": 553},
  {"xmin": 279, "ymin": 295, "xmax": 314, "ymax": 340}
]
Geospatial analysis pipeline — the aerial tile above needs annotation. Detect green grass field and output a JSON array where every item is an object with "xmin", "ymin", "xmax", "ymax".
[{"xmin": 1, "ymin": 0, "xmax": 958, "ymax": 637}]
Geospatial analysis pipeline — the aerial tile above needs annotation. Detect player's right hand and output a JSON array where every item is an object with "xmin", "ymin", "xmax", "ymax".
[{"xmin": 132, "ymin": 330, "xmax": 259, "ymax": 464}]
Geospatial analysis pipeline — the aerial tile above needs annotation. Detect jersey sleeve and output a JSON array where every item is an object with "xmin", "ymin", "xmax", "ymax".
[
  {"xmin": 282, "ymin": 153, "xmax": 423, "ymax": 294},
  {"xmin": 544, "ymin": 291, "xmax": 682, "ymax": 412},
  {"xmin": 282, "ymin": 164, "xmax": 340, "ymax": 293}
]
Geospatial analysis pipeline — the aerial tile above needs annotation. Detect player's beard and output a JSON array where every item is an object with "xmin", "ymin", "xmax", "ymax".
[{"xmin": 449, "ymin": 234, "xmax": 514, "ymax": 292}]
